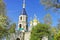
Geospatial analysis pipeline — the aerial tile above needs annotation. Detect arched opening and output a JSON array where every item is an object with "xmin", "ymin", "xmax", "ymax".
[
  {"xmin": 19, "ymin": 24, "xmax": 22, "ymax": 28},
  {"xmin": 16, "ymin": 38, "xmax": 20, "ymax": 40},
  {"xmin": 20, "ymin": 17, "xmax": 22, "ymax": 20}
]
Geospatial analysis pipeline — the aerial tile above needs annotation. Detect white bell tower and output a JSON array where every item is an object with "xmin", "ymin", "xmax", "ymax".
[{"xmin": 18, "ymin": 0, "xmax": 28, "ymax": 31}]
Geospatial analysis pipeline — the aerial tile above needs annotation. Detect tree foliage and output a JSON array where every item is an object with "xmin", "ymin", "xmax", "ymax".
[
  {"xmin": 30, "ymin": 23, "xmax": 51, "ymax": 40},
  {"xmin": 56, "ymin": 31, "xmax": 60, "ymax": 40},
  {"xmin": 40, "ymin": 0, "xmax": 60, "ymax": 10},
  {"xmin": 8, "ymin": 23, "xmax": 16, "ymax": 33},
  {"xmin": 0, "ymin": 0, "xmax": 5, "ymax": 14},
  {"xmin": 57, "ymin": 19, "xmax": 60, "ymax": 30},
  {"xmin": 44, "ymin": 13, "xmax": 52, "ymax": 25},
  {"xmin": 0, "ymin": 0, "xmax": 16, "ymax": 39}
]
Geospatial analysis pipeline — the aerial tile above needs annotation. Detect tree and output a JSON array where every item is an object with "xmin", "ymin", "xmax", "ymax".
[
  {"xmin": 50, "ymin": 27, "xmax": 57, "ymax": 40},
  {"xmin": 0, "ymin": 0, "xmax": 9, "ymax": 39},
  {"xmin": 54, "ymin": 19, "xmax": 60, "ymax": 40},
  {"xmin": 30, "ymin": 23, "xmax": 51, "ymax": 40},
  {"xmin": 44, "ymin": 13, "xmax": 52, "ymax": 25},
  {"xmin": 0, "ymin": 0, "xmax": 5, "ymax": 14},
  {"xmin": 0, "ymin": 14, "xmax": 10, "ymax": 39},
  {"xmin": 6, "ymin": 23, "xmax": 16, "ymax": 40},
  {"xmin": 40, "ymin": 0, "xmax": 60, "ymax": 10},
  {"xmin": 8, "ymin": 23, "xmax": 16, "ymax": 33},
  {"xmin": 55, "ymin": 31, "xmax": 60, "ymax": 40},
  {"xmin": 57, "ymin": 18, "xmax": 60, "ymax": 30},
  {"xmin": 0, "ymin": 0, "xmax": 16, "ymax": 39}
]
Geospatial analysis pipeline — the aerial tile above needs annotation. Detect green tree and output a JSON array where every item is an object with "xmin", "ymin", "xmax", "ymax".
[
  {"xmin": 57, "ymin": 19, "xmax": 60, "ymax": 30},
  {"xmin": 40, "ymin": 0, "xmax": 60, "ymax": 9},
  {"xmin": 0, "ymin": 0, "xmax": 9, "ymax": 39},
  {"xmin": 8, "ymin": 23, "xmax": 16, "ymax": 33},
  {"xmin": 0, "ymin": 0, "xmax": 5, "ymax": 14},
  {"xmin": 50, "ymin": 27, "xmax": 57, "ymax": 40},
  {"xmin": 0, "ymin": 0, "xmax": 16, "ymax": 39},
  {"xmin": 6, "ymin": 23, "xmax": 16, "ymax": 40},
  {"xmin": 30, "ymin": 23, "xmax": 51, "ymax": 40},
  {"xmin": 44, "ymin": 13, "xmax": 52, "ymax": 25},
  {"xmin": 54, "ymin": 31, "xmax": 60, "ymax": 40}
]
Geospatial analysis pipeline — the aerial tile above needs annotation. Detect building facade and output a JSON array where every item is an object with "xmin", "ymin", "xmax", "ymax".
[
  {"xmin": 7, "ymin": 0, "xmax": 48, "ymax": 40},
  {"xmin": 17, "ymin": 0, "xmax": 40, "ymax": 40}
]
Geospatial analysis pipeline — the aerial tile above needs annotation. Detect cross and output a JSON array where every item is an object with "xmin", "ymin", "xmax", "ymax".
[{"xmin": 23, "ymin": 0, "xmax": 25, "ymax": 8}]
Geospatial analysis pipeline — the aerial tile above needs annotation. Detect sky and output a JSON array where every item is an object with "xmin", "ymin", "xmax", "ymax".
[{"xmin": 3, "ymin": 0, "xmax": 60, "ymax": 27}]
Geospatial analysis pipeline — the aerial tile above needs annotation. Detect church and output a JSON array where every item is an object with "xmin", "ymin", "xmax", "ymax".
[
  {"xmin": 17, "ymin": 0, "xmax": 40, "ymax": 40},
  {"xmin": 8, "ymin": 0, "xmax": 48, "ymax": 40}
]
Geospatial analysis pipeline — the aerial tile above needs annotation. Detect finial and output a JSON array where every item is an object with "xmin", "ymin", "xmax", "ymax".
[{"xmin": 23, "ymin": 0, "xmax": 25, "ymax": 8}]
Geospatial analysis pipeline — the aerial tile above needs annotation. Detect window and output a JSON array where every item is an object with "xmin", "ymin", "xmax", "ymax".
[
  {"xmin": 19, "ymin": 24, "xmax": 22, "ymax": 28},
  {"xmin": 16, "ymin": 38, "xmax": 20, "ymax": 40},
  {"xmin": 20, "ymin": 17, "xmax": 22, "ymax": 20}
]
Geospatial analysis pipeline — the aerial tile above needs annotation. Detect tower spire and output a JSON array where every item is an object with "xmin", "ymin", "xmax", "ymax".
[{"xmin": 23, "ymin": 0, "xmax": 25, "ymax": 8}]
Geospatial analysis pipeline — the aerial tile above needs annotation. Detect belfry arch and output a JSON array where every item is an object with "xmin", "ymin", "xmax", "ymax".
[{"xmin": 16, "ymin": 38, "xmax": 20, "ymax": 40}]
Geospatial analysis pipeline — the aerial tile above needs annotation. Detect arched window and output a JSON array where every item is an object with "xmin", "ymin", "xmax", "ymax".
[
  {"xmin": 20, "ymin": 17, "xmax": 22, "ymax": 20},
  {"xmin": 16, "ymin": 38, "xmax": 20, "ymax": 40},
  {"xmin": 19, "ymin": 24, "xmax": 22, "ymax": 28}
]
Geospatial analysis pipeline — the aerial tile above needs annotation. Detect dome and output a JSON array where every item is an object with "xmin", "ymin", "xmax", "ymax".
[
  {"xmin": 33, "ymin": 18, "xmax": 38, "ymax": 23},
  {"xmin": 30, "ymin": 18, "xmax": 40, "ymax": 25},
  {"xmin": 30, "ymin": 14, "xmax": 40, "ymax": 26}
]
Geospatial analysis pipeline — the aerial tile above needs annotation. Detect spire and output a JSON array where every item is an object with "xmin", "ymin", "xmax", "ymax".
[
  {"xmin": 23, "ymin": 0, "xmax": 25, "ymax": 8},
  {"xmin": 21, "ymin": 0, "xmax": 27, "ymax": 15}
]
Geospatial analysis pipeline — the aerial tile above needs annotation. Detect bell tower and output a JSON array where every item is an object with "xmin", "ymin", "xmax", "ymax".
[{"xmin": 18, "ymin": 0, "xmax": 28, "ymax": 31}]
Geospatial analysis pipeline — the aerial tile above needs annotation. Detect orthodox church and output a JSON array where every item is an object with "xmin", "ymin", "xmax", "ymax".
[
  {"xmin": 16, "ymin": 0, "xmax": 40, "ymax": 40},
  {"xmin": 8, "ymin": 0, "xmax": 48, "ymax": 40},
  {"xmin": 8, "ymin": 0, "xmax": 39, "ymax": 40}
]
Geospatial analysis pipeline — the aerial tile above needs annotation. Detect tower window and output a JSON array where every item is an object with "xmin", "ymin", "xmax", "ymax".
[
  {"xmin": 19, "ymin": 24, "xmax": 22, "ymax": 28},
  {"xmin": 16, "ymin": 38, "xmax": 20, "ymax": 40},
  {"xmin": 20, "ymin": 17, "xmax": 22, "ymax": 20}
]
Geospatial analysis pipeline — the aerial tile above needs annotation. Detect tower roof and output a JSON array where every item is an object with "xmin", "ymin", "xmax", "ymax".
[
  {"xmin": 21, "ymin": 8, "xmax": 27, "ymax": 15},
  {"xmin": 20, "ymin": 0, "xmax": 27, "ymax": 15}
]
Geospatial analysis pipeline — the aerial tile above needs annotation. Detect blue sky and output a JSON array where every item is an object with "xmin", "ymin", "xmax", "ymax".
[{"xmin": 4, "ymin": 0, "xmax": 60, "ymax": 27}]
